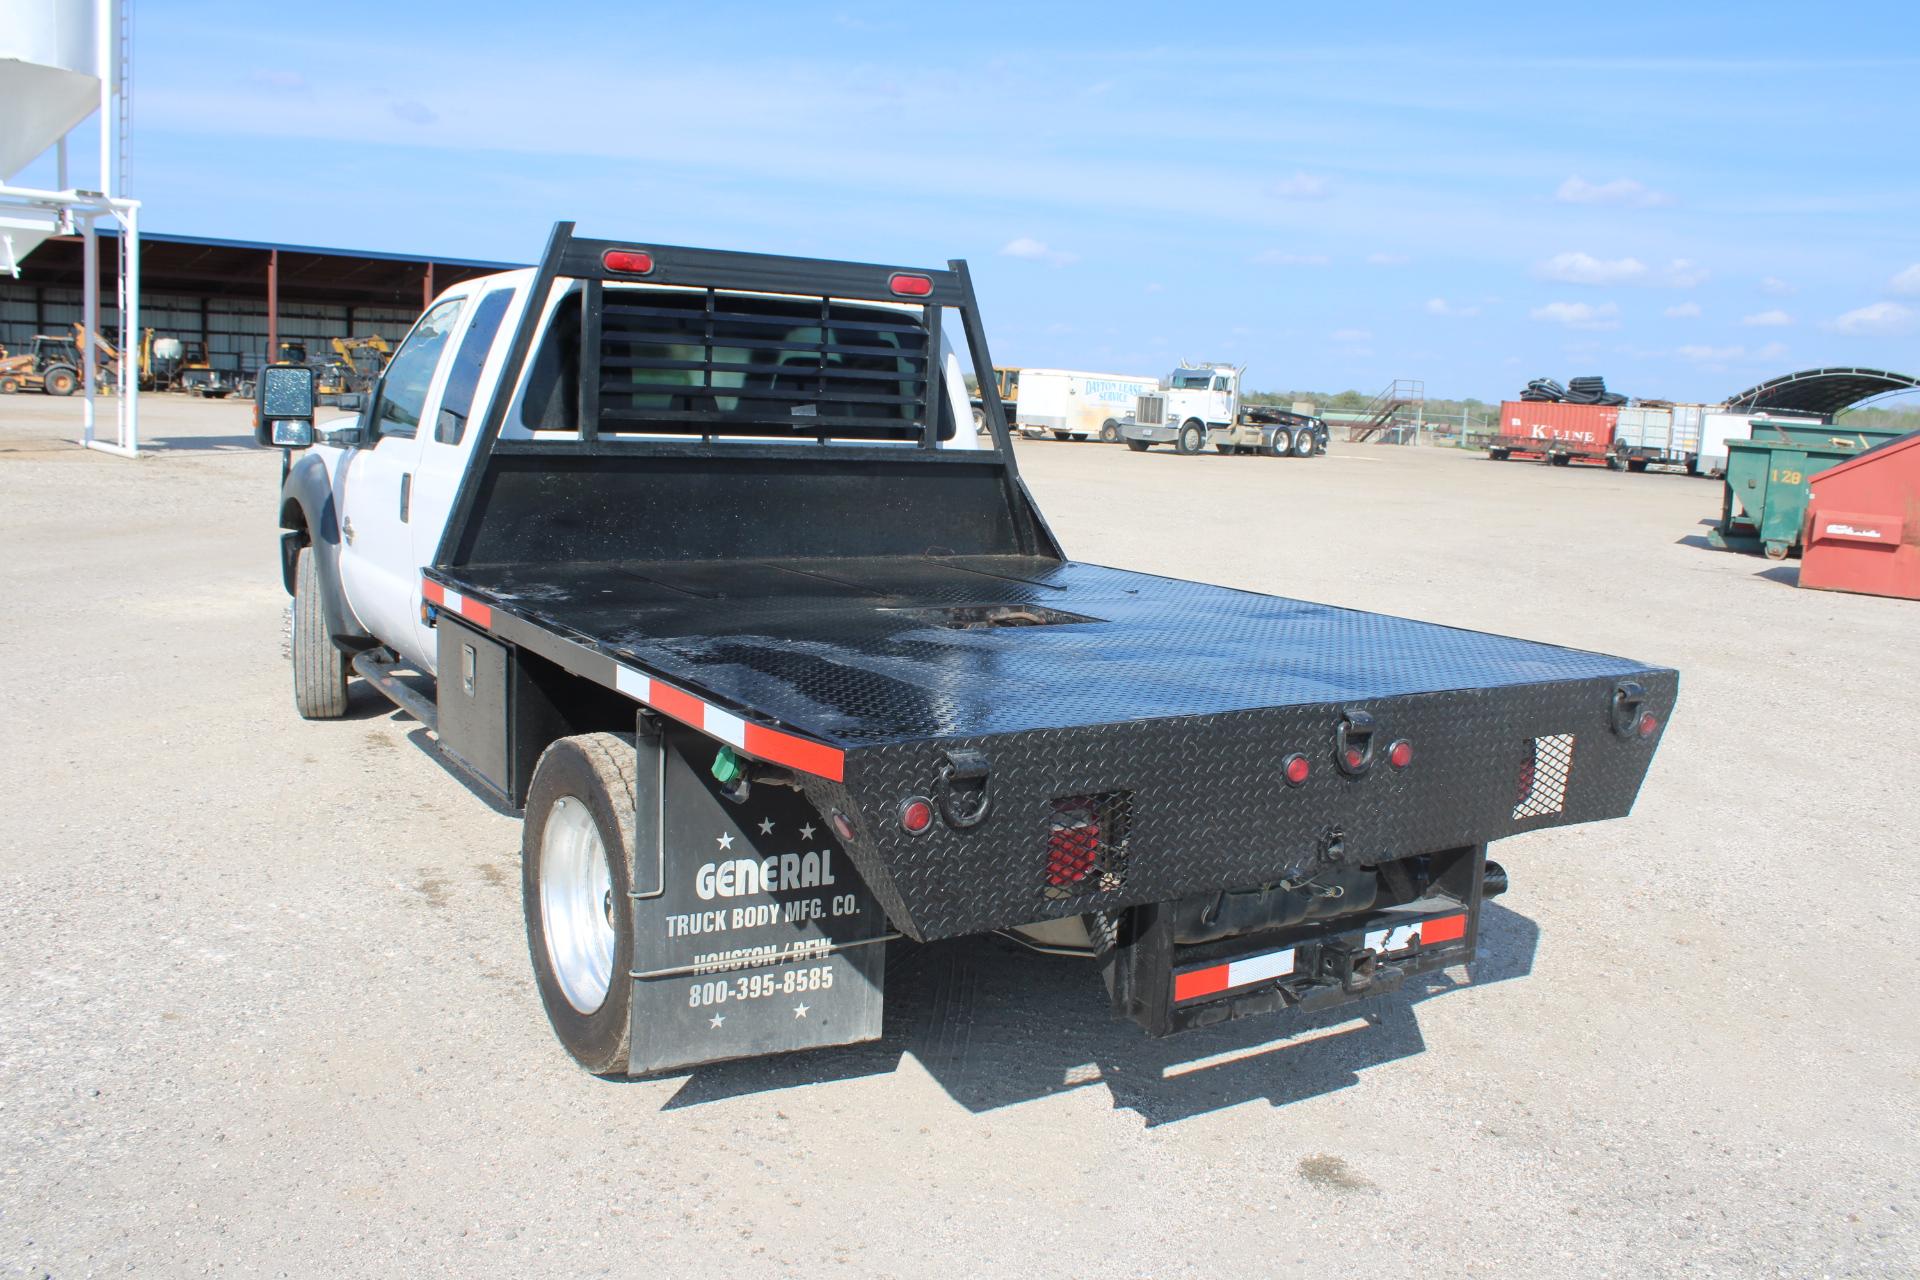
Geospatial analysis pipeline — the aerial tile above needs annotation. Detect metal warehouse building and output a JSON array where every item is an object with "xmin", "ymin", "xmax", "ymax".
[{"xmin": 0, "ymin": 229, "xmax": 518, "ymax": 379}]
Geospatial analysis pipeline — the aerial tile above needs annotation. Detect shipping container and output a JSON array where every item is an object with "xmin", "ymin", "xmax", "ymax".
[
  {"xmin": 1489, "ymin": 400, "xmax": 1618, "ymax": 466},
  {"xmin": 1613, "ymin": 404, "xmax": 1707, "ymax": 472}
]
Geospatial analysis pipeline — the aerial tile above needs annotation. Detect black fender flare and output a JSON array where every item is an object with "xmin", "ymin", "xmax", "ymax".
[{"xmin": 278, "ymin": 452, "xmax": 371, "ymax": 646}]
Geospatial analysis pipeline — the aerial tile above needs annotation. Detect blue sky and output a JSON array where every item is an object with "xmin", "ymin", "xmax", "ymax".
[{"xmin": 15, "ymin": 1, "xmax": 1920, "ymax": 402}]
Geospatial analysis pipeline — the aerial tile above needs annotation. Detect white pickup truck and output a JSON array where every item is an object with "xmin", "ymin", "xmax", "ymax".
[
  {"xmin": 1121, "ymin": 361, "xmax": 1328, "ymax": 457},
  {"xmin": 257, "ymin": 222, "xmax": 1673, "ymax": 1079}
]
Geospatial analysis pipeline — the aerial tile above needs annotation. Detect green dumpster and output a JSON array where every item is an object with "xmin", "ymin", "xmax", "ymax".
[
  {"xmin": 1708, "ymin": 437, "xmax": 1866, "ymax": 559},
  {"xmin": 1747, "ymin": 419, "xmax": 1908, "ymax": 451}
]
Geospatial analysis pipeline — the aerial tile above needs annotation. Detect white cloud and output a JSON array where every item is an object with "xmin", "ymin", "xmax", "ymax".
[
  {"xmin": 1000, "ymin": 237, "xmax": 1077, "ymax": 267},
  {"xmin": 1269, "ymin": 172, "xmax": 1330, "ymax": 200},
  {"xmin": 1741, "ymin": 309, "xmax": 1792, "ymax": 327},
  {"xmin": 1252, "ymin": 250, "xmax": 1330, "ymax": 267},
  {"xmin": 1366, "ymin": 252, "xmax": 1410, "ymax": 266},
  {"xmin": 1530, "ymin": 301, "xmax": 1621, "ymax": 330},
  {"xmin": 1663, "ymin": 259, "xmax": 1709, "ymax": 288},
  {"xmin": 1761, "ymin": 276, "xmax": 1796, "ymax": 296},
  {"xmin": 1537, "ymin": 252, "xmax": 1647, "ymax": 285},
  {"xmin": 1677, "ymin": 344, "xmax": 1743, "ymax": 363},
  {"xmin": 1554, "ymin": 176, "xmax": 1672, "ymax": 208},
  {"xmin": 1830, "ymin": 301, "xmax": 1914, "ymax": 335},
  {"xmin": 1676, "ymin": 341, "xmax": 1788, "ymax": 365},
  {"xmin": 1890, "ymin": 264, "xmax": 1920, "ymax": 295},
  {"xmin": 1330, "ymin": 328, "xmax": 1372, "ymax": 343},
  {"xmin": 1425, "ymin": 297, "xmax": 1480, "ymax": 317},
  {"xmin": 1664, "ymin": 302, "xmax": 1702, "ymax": 318}
]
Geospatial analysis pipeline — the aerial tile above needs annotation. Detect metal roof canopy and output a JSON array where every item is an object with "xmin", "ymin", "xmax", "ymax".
[
  {"xmin": 1725, "ymin": 366, "xmax": 1920, "ymax": 417},
  {"xmin": 16, "ymin": 228, "xmax": 522, "ymax": 306}
]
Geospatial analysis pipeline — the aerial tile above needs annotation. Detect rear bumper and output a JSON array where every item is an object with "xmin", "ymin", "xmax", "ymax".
[{"xmin": 801, "ymin": 671, "xmax": 1674, "ymax": 941}]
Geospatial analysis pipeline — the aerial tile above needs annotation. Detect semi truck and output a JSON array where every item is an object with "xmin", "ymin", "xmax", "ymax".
[
  {"xmin": 256, "ymin": 222, "xmax": 1675, "ymax": 1079},
  {"xmin": 1008, "ymin": 367, "xmax": 1158, "ymax": 442},
  {"xmin": 1121, "ymin": 362, "xmax": 1328, "ymax": 457}
]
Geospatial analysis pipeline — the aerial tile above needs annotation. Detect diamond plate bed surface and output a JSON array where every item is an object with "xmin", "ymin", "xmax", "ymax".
[{"xmin": 448, "ymin": 555, "xmax": 1662, "ymax": 746}]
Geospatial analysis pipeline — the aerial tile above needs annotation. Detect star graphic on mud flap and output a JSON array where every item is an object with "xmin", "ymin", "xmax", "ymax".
[
  {"xmin": 798, "ymin": 822, "xmax": 817, "ymax": 841},
  {"xmin": 709, "ymin": 1013, "xmax": 725, "ymax": 1030},
  {"xmin": 792, "ymin": 1003, "xmax": 810, "ymax": 1019},
  {"xmin": 757, "ymin": 818, "xmax": 775, "ymax": 835},
  {"xmin": 716, "ymin": 831, "xmax": 734, "ymax": 850}
]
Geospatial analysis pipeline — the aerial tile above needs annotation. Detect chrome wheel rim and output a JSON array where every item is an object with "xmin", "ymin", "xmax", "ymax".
[{"xmin": 539, "ymin": 795, "xmax": 616, "ymax": 1014}]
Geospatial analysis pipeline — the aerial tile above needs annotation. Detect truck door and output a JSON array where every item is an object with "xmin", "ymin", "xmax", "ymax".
[
  {"xmin": 405, "ymin": 286, "xmax": 516, "ymax": 669},
  {"xmin": 1211, "ymin": 374, "xmax": 1234, "ymax": 425},
  {"xmin": 337, "ymin": 296, "xmax": 467, "ymax": 670}
]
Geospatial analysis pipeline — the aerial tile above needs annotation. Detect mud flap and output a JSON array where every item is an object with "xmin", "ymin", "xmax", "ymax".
[{"xmin": 626, "ymin": 726, "xmax": 890, "ymax": 1076}]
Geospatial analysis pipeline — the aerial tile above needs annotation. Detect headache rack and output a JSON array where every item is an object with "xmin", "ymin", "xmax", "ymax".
[
  {"xmin": 539, "ymin": 223, "xmax": 1002, "ymax": 450},
  {"xmin": 432, "ymin": 221, "xmax": 1030, "ymax": 565}
]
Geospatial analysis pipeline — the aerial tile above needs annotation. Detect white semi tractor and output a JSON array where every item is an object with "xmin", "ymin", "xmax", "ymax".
[{"xmin": 1122, "ymin": 361, "xmax": 1327, "ymax": 457}]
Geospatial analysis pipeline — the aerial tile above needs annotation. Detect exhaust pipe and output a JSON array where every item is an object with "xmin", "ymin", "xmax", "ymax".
[{"xmin": 1482, "ymin": 860, "xmax": 1509, "ymax": 899}]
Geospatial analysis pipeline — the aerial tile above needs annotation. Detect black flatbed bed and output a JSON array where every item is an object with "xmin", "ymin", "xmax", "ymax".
[{"xmin": 433, "ymin": 555, "xmax": 1658, "ymax": 748}]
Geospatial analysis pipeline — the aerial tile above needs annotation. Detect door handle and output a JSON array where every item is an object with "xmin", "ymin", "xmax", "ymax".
[
  {"xmin": 399, "ymin": 473, "xmax": 411, "ymax": 523},
  {"xmin": 342, "ymin": 516, "xmax": 355, "ymax": 545}
]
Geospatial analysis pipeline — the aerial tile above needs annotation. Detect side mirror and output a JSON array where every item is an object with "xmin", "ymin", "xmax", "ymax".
[{"xmin": 253, "ymin": 364, "xmax": 316, "ymax": 448}]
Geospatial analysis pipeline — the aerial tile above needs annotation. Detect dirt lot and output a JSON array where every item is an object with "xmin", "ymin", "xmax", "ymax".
[{"xmin": 1, "ymin": 395, "xmax": 1914, "ymax": 1278}]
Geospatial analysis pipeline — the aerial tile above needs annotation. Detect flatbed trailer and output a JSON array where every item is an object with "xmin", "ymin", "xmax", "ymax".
[{"xmin": 260, "ymin": 223, "xmax": 1676, "ymax": 1078}]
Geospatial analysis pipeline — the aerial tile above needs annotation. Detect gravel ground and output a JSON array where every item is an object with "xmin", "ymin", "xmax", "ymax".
[{"xmin": 1, "ymin": 396, "xmax": 1914, "ymax": 1278}]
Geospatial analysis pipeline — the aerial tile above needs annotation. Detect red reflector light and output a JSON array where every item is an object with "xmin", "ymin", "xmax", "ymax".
[
  {"xmin": 1637, "ymin": 711, "xmax": 1658, "ymax": 739},
  {"xmin": 1388, "ymin": 739, "xmax": 1413, "ymax": 769},
  {"xmin": 602, "ymin": 249, "xmax": 655, "ymax": 275},
  {"xmin": 899, "ymin": 797, "xmax": 934, "ymax": 835},
  {"xmin": 830, "ymin": 810, "xmax": 857, "ymax": 842},
  {"xmin": 888, "ymin": 272, "xmax": 933, "ymax": 297},
  {"xmin": 1282, "ymin": 753, "xmax": 1310, "ymax": 786},
  {"xmin": 1344, "ymin": 748, "xmax": 1364, "ymax": 771},
  {"xmin": 1046, "ymin": 808, "xmax": 1100, "ymax": 886}
]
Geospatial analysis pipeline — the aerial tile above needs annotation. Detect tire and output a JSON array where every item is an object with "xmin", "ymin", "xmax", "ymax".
[
  {"xmin": 44, "ymin": 366, "xmax": 77, "ymax": 397},
  {"xmin": 972, "ymin": 406, "xmax": 987, "ymax": 433},
  {"xmin": 1291, "ymin": 429, "xmax": 1315, "ymax": 458},
  {"xmin": 1265, "ymin": 427, "xmax": 1292, "ymax": 458},
  {"xmin": 1549, "ymin": 453, "xmax": 1572, "ymax": 467},
  {"xmin": 0, "ymin": 377, "xmax": 18, "ymax": 394},
  {"xmin": 523, "ymin": 732, "xmax": 638, "ymax": 1076},
  {"xmin": 291, "ymin": 546, "xmax": 349, "ymax": 719},
  {"xmin": 1627, "ymin": 458, "xmax": 1649, "ymax": 473},
  {"xmin": 1175, "ymin": 421, "xmax": 1205, "ymax": 455},
  {"xmin": 1099, "ymin": 419, "xmax": 1121, "ymax": 443},
  {"xmin": 1052, "ymin": 430, "xmax": 1072, "ymax": 441},
  {"xmin": 1126, "ymin": 439, "xmax": 1148, "ymax": 452},
  {"xmin": 1763, "ymin": 542, "xmax": 1790, "ymax": 561}
]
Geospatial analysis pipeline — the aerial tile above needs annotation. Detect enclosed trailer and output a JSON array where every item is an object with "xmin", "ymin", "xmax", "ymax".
[{"xmin": 1014, "ymin": 368, "xmax": 1159, "ymax": 442}]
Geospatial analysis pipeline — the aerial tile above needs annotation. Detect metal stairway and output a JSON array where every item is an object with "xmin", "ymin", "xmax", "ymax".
[{"xmin": 1348, "ymin": 378, "xmax": 1425, "ymax": 443}]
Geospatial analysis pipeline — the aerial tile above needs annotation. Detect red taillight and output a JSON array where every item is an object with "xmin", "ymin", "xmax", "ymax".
[
  {"xmin": 1388, "ymin": 739, "xmax": 1413, "ymax": 769},
  {"xmin": 602, "ymin": 249, "xmax": 655, "ymax": 275},
  {"xmin": 1282, "ymin": 753, "xmax": 1310, "ymax": 786},
  {"xmin": 1637, "ymin": 711, "xmax": 1658, "ymax": 739},
  {"xmin": 899, "ymin": 797, "xmax": 934, "ymax": 835},
  {"xmin": 1046, "ymin": 812, "xmax": 1100, "ymax": 887},
  {"xmin": 888, "ymin": 272, "xmax": 933, "ymax": 297},
  {"xmin": 830, "ymin": 810, "xmax": 856, "ymax": 842},
  {"xmin": 1344, "ymin": 748, "xmax": 1364, "ymax": 771}
]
